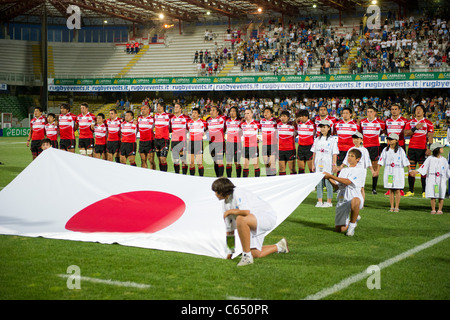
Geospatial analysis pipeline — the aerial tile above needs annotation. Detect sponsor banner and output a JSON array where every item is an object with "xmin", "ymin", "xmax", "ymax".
[
  {"xmin": 52, "ymin": 72, "xmax": 450, "ymax": 87},
  {"xmin": 49, "ymin": 79, "xmax": 450, "ymax": 92},
  {"xmin": 3, "ymin": 127, "xmax": 30, "ymax": 137}
]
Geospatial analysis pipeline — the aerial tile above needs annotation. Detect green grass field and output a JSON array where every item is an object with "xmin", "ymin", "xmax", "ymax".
[{"xmin": 0, "ymin": 136, "xmax": 449, "ymax": 301}]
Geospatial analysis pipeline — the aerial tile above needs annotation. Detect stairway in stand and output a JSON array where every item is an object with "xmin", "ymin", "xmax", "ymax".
[
  {"xmin": 217, "ymin": 58, "xmax": 234, "ymax": 77},
  {"xmin": 116, "ymin": 45, "xmax": 149, "ymax": 78}
]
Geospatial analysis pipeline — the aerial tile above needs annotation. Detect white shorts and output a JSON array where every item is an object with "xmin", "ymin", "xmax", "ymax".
[
  {"xmin": 335, "ymin": 197, "xmax": 363, "ymax": 226},
  {"xmin": 250, "ymin": 211, "xmax": 276, "ymax": 251}
]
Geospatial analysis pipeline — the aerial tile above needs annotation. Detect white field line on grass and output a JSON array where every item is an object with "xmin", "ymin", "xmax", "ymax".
[
  {"xmin": 0, "ymin": 141, "xmax": 27, "ymax": 145},
  {"xmin": 226, "ymin": 295, "xmax": 261, "ymax": 300},
  {"xmin": 57, "ymin": 274, "xmax": 259, "ymax": 299},
  {"xmin": 303, "ymin": 232, "xmax": 450, "ymax": 300},
  {"xmin": 58, "ymin": 274, "xmax": 151, "ymax": 289},
  {"xmin": 54, "ymin": 232, "xmax": 449, "ymax": 297}
]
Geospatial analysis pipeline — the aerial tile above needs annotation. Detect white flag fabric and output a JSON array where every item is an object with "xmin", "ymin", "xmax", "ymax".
[{"xmin": 0, "ymin": 148, "xmax": 323, "ymax": 259}]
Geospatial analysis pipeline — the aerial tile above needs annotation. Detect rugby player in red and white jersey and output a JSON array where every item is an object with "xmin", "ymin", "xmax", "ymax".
[
  {"xmin": 154, "ymin": 102, "xmax": 173, "ymax": 172},
  {"xmin": 404, "ymin": 104, "xmax": 434, "ymax": 197},
  {"xmin": 77, "ymin": 103, "xmax": 96, "ymax": 157},
  {"xmin": 224, "ymin": 106, "xmax": 242, "ymax": 178},
  {"xmin": 314, "ymin": 105, "xmax": 337, "ymax": 137},
  {"xmin": 277, "ymin": 111, "xmax": 297, "ymax": 175},
  {"xmin": 335, "ymin": 107, "xmax": 360, "ymax": 168},
  {"xmin": 44, "ymin": 113, "xmax": 58, "ymax": 149},
  {"xmin": 170, "ymin": 103, "xmax": 190, "ymax": 174},
  {"xmin": 187, "ymin": 108, "xmax": 207, "ymax": 176},
  {"xmin": 295, "ymin": 109, "xmax": 315, "ymax": 174},
  {"xmin": 120, "ymin": 110, "xmax": 137, "ymax": 166},
  {"xmin": 93, "ymin": 113, "xmax": 107, "ymax": 160},
  {"xmin": 241, "ymin": 108, "xmax": 261, "ymax": 177},
  {"xmin": 137, "ymin": 104, "xmax": 156, "ymax": 169},
  {"xmin": 27, "ymin": 106, "xmax": 46, "ymax": 160},
  {"xmin": 260, "ymin": 107, "xmax": 279, "ymax": 176},
  {"xmin": 385, "ymin": 104, "xmax": 408, "ymax": 149},
  {"xmin": 58, "ymin": 103, "xmax": 78, "ymax": 153},
  {"xmin": 106, "ymin": 109, "xmax": 122, "ymax": 163},
  {"xmin": 360, "ymin": 105, "xmax": 386, "ymax": 194},
  {"xmin": 207, "ymin": 106, "xmax": 227, "ymax": 177}
]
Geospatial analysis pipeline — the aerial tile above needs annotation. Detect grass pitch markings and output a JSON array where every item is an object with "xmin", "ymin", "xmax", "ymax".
[
  {"xmin": 303, "ymin": 232, "xmax": 450, "ymax": 300},
  {"xmin": 58, "ymin": 274, "xmax": 152, "ymax": 289}
]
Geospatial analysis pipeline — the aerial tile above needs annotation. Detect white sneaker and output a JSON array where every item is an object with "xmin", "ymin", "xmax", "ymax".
[
  {"xmin": 237, "ymin": 253, "xmax": 254, "ymax": 266},
  {"xmin": 322, "ymin": 202, "xmax": 333, "ymax": 208},
  {"xmin": 276, "ymin": 238, "xmax": 289, "ymax": 253},
  {"xmin": 346, "ymin": 223, "xmax": 356, "ymax": 237},
  {"xmin": 315, "ymin": 202, "xmax": 323, "ymax": 207}
]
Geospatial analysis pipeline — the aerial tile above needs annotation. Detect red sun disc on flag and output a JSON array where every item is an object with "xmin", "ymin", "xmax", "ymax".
[{"xmin": 65, "ymin": 191, "xmax": 185, "ymax": 233}]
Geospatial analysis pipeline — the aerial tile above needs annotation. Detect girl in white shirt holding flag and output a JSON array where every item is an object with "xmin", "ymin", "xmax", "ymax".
[{"xmin": 311, "ymin": 120, "xmax": 339, "ymax": 208}]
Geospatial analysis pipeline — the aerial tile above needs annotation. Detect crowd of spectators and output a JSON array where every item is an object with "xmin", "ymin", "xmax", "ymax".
[
  {"xmin": 192, "ymin": 17, "xmax": 354, "ymax": 76},
  {"xmin": 353, "ymin": 14, "xmax": 450, "ymax": 74},
  {"xmin": 230, "ymin": 17, "xmax": 354, "ymax": 75},
  {"xmin": 193, "ymin": 44, "xmax": 232, "ymax": 76},
  {"xmin": 191, "ymin": 13, "xmax": 450, "ymax": 76}
]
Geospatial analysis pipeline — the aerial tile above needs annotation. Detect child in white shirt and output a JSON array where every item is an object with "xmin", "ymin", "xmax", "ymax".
[
  {"xmin": 378, "ymin": 133, "xmax": 410, "ymax": 212},
  {"xmin": 411, "ymin": 143, "xmax": 450, "ymax": 214},
  {"xmin": 324, "ymin": 148, "xmax": 366, "ymax": 237},
  {"xmin": 340, "ymin": 131, "xmax": 373, "ymax": 200},
  {"xmin": 311, "ymin": 120, "xmax": 339, "ymax": 208}
]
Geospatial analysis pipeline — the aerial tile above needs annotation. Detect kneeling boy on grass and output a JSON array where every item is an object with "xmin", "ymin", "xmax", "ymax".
[
  {"xmin": 323, "ymin": 149, "xmax": 365, "ymax": 237},
  {"xmin": 212, "ymin": 177, "xmax": 289, "ymax": 266}
]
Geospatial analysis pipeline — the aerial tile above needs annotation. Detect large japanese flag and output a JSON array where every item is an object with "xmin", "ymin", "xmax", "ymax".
[{"xmin": 0, "ymin": 148, "xmax": 323, "ymax": 259}]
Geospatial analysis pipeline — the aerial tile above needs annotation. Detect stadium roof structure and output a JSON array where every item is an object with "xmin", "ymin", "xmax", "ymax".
[{"xmin": 0, "ymin": 0, "xmax": 414, "ymax": 25}]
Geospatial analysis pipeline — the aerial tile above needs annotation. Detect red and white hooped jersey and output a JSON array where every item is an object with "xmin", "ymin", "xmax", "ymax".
[
  {"xmin": 77, "ymin": 112, "xmax": 96, "ymax": 139},
  {"xmin": 58, "ymin": 112, "xmax": 77, "ymax": 140},
  {"xmin": 154, "ymin": 112, "xmax": 173, "ymax": 140},
  {"xmin": 225, "ymin": 117, "xmax": 242, "ymax": 143},
  {"xmin": 241, "ymin": 120, "xmax": 261, "ymax": 148},
  {"xmin": 296, "ymin": 119, "xmax": 315, "ymax": 146},
  {"xmin": 335, "ymin": 119, "xmax": 360, "ymax": 152},
  {"xmin": 30, "ymin": 115, "xmax": 46, "ymax": 140},
  {"xmin": 45, "ymin": 122, "xmax": 58, "ymax": 141},
  {"xmin": 314, "ymin": 115, "xmax": 337, "ymax": 136},
  {"xmin": 206, "ymin": 115, "xmax": 226, "ymax": 143},
  {"xmin": 106, "ymin": 117, "xmax": 122, "ymax": 142},
  {"xmin": 385, "ymin": 116, "xmax": 408, "ymax": 146},
  {"xmin": 121, "ymin": 121, "xmax": 137, "ymax": 143},
  {"xmin": 94, "ymin": 123, "xmax": 107, "ymax": 145},
  {"xmin": 137, "ymin": 115, "xmax": 155, "ymax": 142},
  {"xmin": 260, "ymin": 117, "xmax": 278, "ymax": 145},
  {"xmin": 405, "ymin": 118, "xmax": 434, "ymax": 149},
  {"xmin": 170, "ymin": 114, "xmax": 190, "ymax": 142},
  {"xmin": 187, "ymin": 118, "xmax": 207, "ymax": 141},
  {"xmin": 277, "ymin": 121, "xmax": 296, "ymax": 151},
  {"xmin": 360, "ymin": 118, "xmax": 385, "ymax": 147}
]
